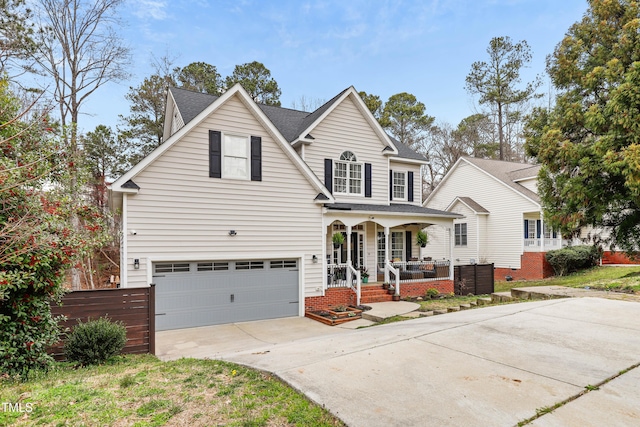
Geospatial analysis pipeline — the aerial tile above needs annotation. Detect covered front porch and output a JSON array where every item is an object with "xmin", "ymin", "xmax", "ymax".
[
  {"xmin": 523, "ymin": 212, "xmax": 567, "ymax": 252},
  {"xmin": 322, "ymin": 203, "xmax": 461, "ymax": 305}
]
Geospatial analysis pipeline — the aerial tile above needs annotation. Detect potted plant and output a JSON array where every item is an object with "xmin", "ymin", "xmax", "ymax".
[
  {"xmin": 332, "ymin": 232, "xmax": 345, "ymax": 249},
  {"xmin": 417, "ymin": 230, "xmax": 428, "ymax": 247},
  {"xmin": 359, "ymin": 266, "xmax": 369, "ymax": 283}
]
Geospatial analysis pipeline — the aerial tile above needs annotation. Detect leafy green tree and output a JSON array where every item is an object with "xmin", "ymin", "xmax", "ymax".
[
  {"xmin": 225, "ymin": 61, "xmax": 281, "ymax": 106},
  {"xmin": 0, "ymin": 78, "xmax": 108, "ymax": 376},
  {"xmin": 358, "ymin": 91, "xmax": 384, "ymax": 120},
  {"xmin": 174, "ymin": 61, "xmax": 222, "ymax": 95},
  {"xmin": 525, "ymin": 0, "xmax": 640, "ymax": 252},
  {"xmin": 0, "ymin": 0, "xmax": 35, "ymax": 76},
  {"xmin": 466, "ymin": 36, "xmax": 541, "ymax": 160},
  {"xmin": 380, "ymin": 92, "xmax": 434, "ymax": 150}
]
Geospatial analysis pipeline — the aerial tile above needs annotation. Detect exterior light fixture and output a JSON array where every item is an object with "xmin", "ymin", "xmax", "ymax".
[
  {"xmin": 312, "ymin": 255, "xmax": 318, "ymax": 263},
  {"xmin": 134, "ymin": 259, "xmax": 140, "ymax": 269},
  {"xmin": 228, "ymin": 230, "xmax": 237, "ymax": 236}
]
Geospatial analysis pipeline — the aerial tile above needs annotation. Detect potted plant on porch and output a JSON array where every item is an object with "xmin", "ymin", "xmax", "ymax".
[
  {"xmin": 417, "ymin": 230, "xmax": 428, "ymax": 248},
  {"xmin": 359, "ymin": 266, "xmax": 369, "ymax": 283},
  {"xmin": 332, "ymin": 232, "xmax": 345, "ymax": 249}
]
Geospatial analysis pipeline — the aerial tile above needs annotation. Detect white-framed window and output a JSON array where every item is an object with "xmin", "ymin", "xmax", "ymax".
[
  {"xmin": 455, "ymin": 223, "xmax": 467, "ymax": 247},
  {"xmin": 223, "ymin": 134, "xmax": 250, "ymax": 179},
  {"xmin": 334, "ymin": 151, "xmax": 363, "ymax": 195},
  {"xmin": 391, "ymin": 231, "xmax": 404, "ymax": 261},
  {"xmin": 393, "ymin": 171, "xmax": 407, "ymax": 200}
]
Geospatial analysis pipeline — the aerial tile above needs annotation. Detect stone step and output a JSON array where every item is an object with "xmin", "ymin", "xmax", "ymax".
[
  {"xmin": 447, "ymin": 306, "xmax": 460, "ymax": 313},
  {"xmin": 476, "ymin": 297, "xmax": 492, "ymax": 306},
  {"xmin": 491, "ymin": 292, "xmax": 515, "ymax": 303},
  {"xmin": 433, "ymin": 309, "xmax": 448, "ymax": 315},
  {"xmin": 459, "ymin": 303, "xmax": 472, "ymax": 310}
]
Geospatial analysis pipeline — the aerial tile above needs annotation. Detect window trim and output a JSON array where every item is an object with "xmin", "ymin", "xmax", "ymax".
[
  {"xmin": 392, "ymin": 171, "xmax": 407, "ymax": 201},
  {"xmin": 221, "ymin": 133, "xmax": 250, "ymax": 180},
  {"xmin": 333, "ymin": 152, "xmax": 364, "ymax": 196},
  {"xmin": 454, "ymin": 223, "xmax": 468, "ymax": 247}
]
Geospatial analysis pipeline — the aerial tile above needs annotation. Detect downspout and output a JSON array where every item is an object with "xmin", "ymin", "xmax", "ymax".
[{"xmin": 449, "ymin": 226, "xmax": 454, "ymax": 280}]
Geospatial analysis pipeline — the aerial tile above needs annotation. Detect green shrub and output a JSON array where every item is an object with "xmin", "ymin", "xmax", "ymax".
[
  {"xmin": 546, "ymin": 245, "xmax": 600, "ymax": 276},
  {"xmin": 64, "ymin": 317, "xmax": 127, "ymax": 365},
  {"xmin": 425, "ymin": 288, "xmax": 439, "ymax": 299}
]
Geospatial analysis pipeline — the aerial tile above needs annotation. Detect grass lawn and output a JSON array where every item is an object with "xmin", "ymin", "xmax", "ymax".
[
  {"xmin": 0, "ymin": 354, "xmax": 344, "ymax": 427},
  {"xmin": 495, "ymin": 265, "xmax": 640, "ymax": 293}
]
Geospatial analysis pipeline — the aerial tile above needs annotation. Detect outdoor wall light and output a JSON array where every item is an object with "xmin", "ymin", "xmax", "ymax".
[
  {"xmin": 134, "ymin": 259, "xmax": 140, "ymax": 269},
  {"xmin": 228, "ymin": 230, "xmax": 237, "ymax": 236},
  {"xmin": 312, "ymin": 255, "xmax": 318, "ymax": 263}
]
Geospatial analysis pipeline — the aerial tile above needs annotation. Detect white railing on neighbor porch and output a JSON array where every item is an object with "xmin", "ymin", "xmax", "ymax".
[{"xmin": 524, "ymin": 238, "xmax": 565, "ymax": 251}]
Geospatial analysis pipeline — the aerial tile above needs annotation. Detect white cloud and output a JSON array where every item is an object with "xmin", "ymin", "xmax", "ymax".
[{"xmin": 132, "ymin": 0, "xmax": 168, "ymax": 20}]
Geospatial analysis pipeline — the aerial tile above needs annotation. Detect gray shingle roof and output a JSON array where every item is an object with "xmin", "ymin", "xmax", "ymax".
[
  {"xmin": 326, "ymin": 203, "xmax": 462, "ymax": 218},
  {"xmin": 455, "ymin": 197, "xmax": 489, "ymax": 213},
  {"xmin": 462, "ymin": 157, "xmax": 540, "ymax": 203},
  {"xmin": 168, "ymin": 87, "xmax": 425, "ymax": 162}
]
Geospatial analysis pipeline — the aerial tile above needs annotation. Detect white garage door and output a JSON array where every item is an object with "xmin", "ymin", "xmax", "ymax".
[{"xmin": 153, "ymin": 259, "xmax": 299, "ymax": 331}]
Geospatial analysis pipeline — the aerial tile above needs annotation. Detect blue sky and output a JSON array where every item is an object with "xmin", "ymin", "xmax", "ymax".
[{"xmin": 79, "ymin": 0, "xmax": 588, "ymax": 133}]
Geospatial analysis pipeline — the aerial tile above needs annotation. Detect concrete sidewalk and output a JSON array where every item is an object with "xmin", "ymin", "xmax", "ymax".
[{"xmin": 218, "ymin": 298, "xmax": 640, "ymax": 427}]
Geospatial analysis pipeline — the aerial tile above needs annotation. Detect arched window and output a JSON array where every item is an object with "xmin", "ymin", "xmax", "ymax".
[{"xmin": 334, "ymin": 151, "xmax": 362, "ymax": 195}]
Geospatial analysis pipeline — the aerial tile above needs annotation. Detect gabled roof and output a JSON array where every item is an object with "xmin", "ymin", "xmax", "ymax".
[
  {"xmin": 447, "ymin": 196, "xmax": 489, "ymax": 214},
  {"xmin": 167, "ymin": 86, "xmax": 423, "ymax": 162},
  {"xmin": 425, "ymin": 156, "xmax": 541, "ymax": 207},
  {"xmin": 111, "ymin": 84, "xmax": 334, "ymax": 202}
]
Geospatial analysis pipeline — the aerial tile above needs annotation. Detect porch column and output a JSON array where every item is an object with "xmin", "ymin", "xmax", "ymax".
[
  {"xmin": 346, "ymin": 225, "xmax": 352, "ymax": 266},
  {"xmin": 448, "ymin": 227, "xmax": 454, "ymax": 280},
  {"xmin": 384, "ymin": 226, "xmax": 390, "ymax": 283},
  {"xmin": 540, "ymin": 214, "xmax": 545, "ymax": 252}
]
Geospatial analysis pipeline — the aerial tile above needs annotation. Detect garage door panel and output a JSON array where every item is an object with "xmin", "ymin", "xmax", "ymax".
[{"xmin": 154, "ymin": 260, "xmax": 299, "ymax": 331}]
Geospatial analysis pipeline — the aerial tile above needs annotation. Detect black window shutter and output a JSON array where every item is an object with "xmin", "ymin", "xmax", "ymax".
[
  {"xmin": 406, "ymin": 231, "xmax": 412, "ymax": 260},
  {"xmin": 408, "ymin": 171, "xmax": 414, "ymax": 202},
  {"xmin": 324, "ymin": 159, "xmax": 333, "ymax": 193},
  {"xmin": 250, "ymin": 136, "xmax": 262, "ymax": 181},
  {"xmin": 536, "ymin": 219, "xmax": 542, "ymax": 238},
  {"xmin": 365, "ymin": 163, "xmax": 372, "ymax": 198},
  {"xmin": 209, "ymin": 130, "xmax": 221, "ymax": 178},
  {"xmin": 524, "ymin": 220, "xmax": 529, "ymax": 238},
  {"xmin": 389, "ymin": 170, "xmax": 393, "ymax": 201}
]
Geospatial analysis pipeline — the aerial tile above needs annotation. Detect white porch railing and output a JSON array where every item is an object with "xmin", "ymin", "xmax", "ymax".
[
  {"xmin": 524, "ymin": 238, "xmax": 565, "ymax": 251},
  {"xmin": 327, "ymin": 263, "xmax": 361, "ymax": 306},
  {"xmin": 390, "ymin": 260, "xmax": 451, "ymax": 282},
  {"xmin": 385, "ymin": 261, "xmax": 400, "ymax": 296}
]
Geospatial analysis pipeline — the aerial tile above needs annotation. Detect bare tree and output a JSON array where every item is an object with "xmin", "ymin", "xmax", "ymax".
[
  {"xmin": 31, "ymin": 0, "xmax": 130, "ymax": 146},
  {"xmin": 29, "ymin": 0, "xmax": 130, "ymax": 290},
  {"xmin": 290, "ymin": 95, "xmax": 326, "ymax": 112}
]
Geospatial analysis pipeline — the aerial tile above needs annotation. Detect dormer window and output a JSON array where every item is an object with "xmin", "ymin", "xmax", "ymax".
[{"xmin": 334, "ymin": 151, "xmax": 363, "ymax": 195}]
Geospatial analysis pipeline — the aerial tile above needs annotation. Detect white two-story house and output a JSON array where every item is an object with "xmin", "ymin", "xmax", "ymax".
[{"xmin": 109, "ymin": 84, "xmax": 459, "ymax": 331}]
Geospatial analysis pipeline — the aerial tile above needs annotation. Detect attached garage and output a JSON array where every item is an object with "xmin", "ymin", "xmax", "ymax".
[{"xmin": 153, "ymin": 259, "xmax": 300, "ymax": 331}]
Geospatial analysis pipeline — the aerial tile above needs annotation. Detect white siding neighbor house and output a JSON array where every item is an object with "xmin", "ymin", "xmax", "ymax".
[
  {"xmin": 109, "ymin": 84, "xmax": 459, "ymax": 330},
  {"xmin": 424, "ymin": 157, "xmax": 559, "ymax": 281}
]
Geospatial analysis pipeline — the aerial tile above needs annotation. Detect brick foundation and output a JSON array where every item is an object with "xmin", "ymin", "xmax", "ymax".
[
  {"xmin": 495, "ymin": 252, "xmax": 554, "ymax": 281},
  {"xmin": 601, "ymin": 251, "xmax": 640, "ymax": 265},
  {"xmin": 305, "ymin": 280, "xmax": 454, "ymax": 310}
]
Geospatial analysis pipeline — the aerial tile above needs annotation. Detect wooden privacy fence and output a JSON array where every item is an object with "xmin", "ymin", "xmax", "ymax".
[
  {"xmin": 454, "ymin": 264, "xmax": 494, "ymax": 295},
  {"xmin": 49, "ymin": 286, "xmax": 155, "ymax": 360}
]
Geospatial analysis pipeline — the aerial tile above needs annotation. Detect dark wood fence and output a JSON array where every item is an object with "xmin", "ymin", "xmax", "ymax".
[
  {"xmin": 454, "ymin": 264, "xmax": 494, "ymax": 295},
  {"xmin": 49, "ymin": 286, "xmax": 155, "ymax": 360}
]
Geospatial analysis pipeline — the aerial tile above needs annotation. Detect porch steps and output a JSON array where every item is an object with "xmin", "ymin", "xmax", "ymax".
[{"xmin": 360, "ymin": 285, "xmax": 394, "ymax": 304}]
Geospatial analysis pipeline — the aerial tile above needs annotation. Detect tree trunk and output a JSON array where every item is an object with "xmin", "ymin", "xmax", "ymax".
[{"xmin": 498, "ymin": 102, "xmax": 504, "ymax": 160}]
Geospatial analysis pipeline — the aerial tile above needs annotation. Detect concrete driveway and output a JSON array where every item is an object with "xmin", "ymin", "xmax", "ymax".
[{"xmin": 157, "ymin": 297, "xmax": 640, "ymax": 426}]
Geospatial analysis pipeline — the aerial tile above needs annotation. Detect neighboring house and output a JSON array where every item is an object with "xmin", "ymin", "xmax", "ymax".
[
  {"xmin": 424, "ymin": 157, "xmax": 558, "ymax": 280},
  {"xmin": 109, "ymin": 84, "xmax": 459, "ymax": 331}
]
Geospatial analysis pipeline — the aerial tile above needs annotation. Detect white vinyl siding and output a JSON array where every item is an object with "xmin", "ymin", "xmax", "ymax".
[
  {"xmin": 426, "ymin": 160, "xmax": 540, "ymax": 269},
  {"xmin": 125, "ymin": 94, "xmax": 324, "ymax": 297},
  {"xmin": 302, "ymin": 94, "xmax": 389, "ymax": 204}
]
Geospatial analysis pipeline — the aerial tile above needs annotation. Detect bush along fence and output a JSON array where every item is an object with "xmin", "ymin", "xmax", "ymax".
[
  {"xmin": 454, "ymin": 264, "xmax": 495, "ymax": 295},
  {"xmin": 49, "ymin": 286, "xmax": 155, "ymax": 360}
]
